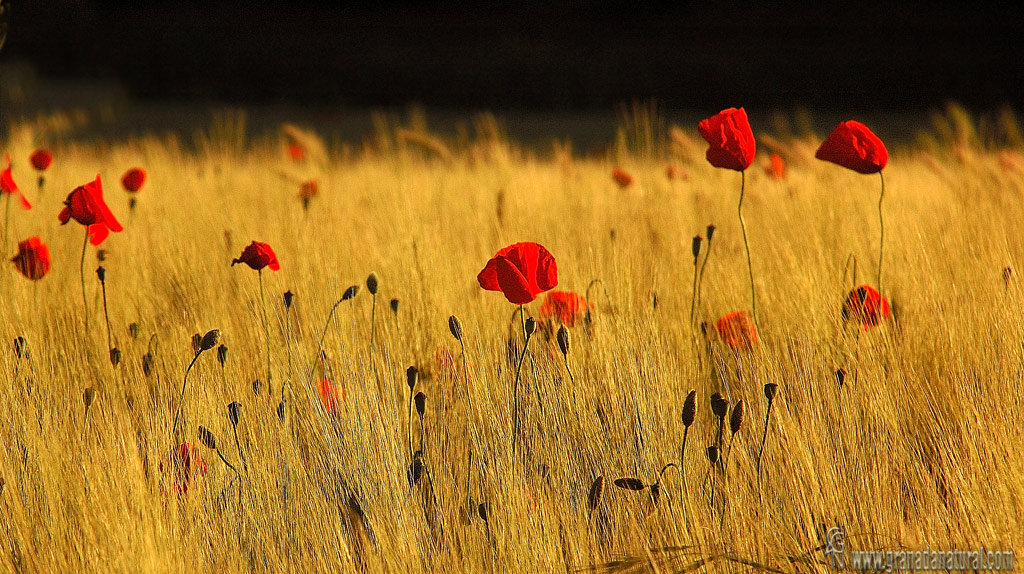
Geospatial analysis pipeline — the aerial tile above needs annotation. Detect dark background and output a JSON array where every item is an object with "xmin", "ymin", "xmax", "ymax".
[{"xmin": 4, "ymin": 0, "xmax": 1023, "ymax": 112}]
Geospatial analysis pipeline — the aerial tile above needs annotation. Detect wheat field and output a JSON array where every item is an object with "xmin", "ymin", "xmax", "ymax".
[{"xmin": 0, "ymin": 105, "xmax": 1022, "ymax": 573}]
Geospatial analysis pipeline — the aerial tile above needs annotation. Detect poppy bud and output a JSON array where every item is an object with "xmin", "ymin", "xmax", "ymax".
[
  {"xmin": 1003, "ymin": 266, "xmax": 1013, "ymax": 286},
  {"xmin": 525, "ymin": 317, "xmax": 537, "ymax": 337},
  {"xmin": 283, "ymin": 290, "xmax": 294, "ymax": 309},
  {"xmin": 415, "ymin": 391, "xmax": 426, "ymax": 417},
  {"xmin": 556, "ymin": 325, "xmax": 569, "ymax": 356},
  {"xmin": 228, "ymin": 401, "xmax": 241, "ymax": 427},
  {"xmin": 691, "ymin": 235, "xmax": 702, "ymax": 262},
  {"xmin": 191, "ymin": 333, "xmax": 202, "ymax": 354},
  {"xmin": 217, "ymin": 344, "xmax": 228, "ymax": 366},
  {"xmin": 277, "ymin": 401, "xmax": 286, "ymax": 421},
  {"xmin": 366, "ymin": 273, "xmax": 379, "ymax": 295},
  {"xmin": 13, "ymin": 336, "xmax": 26, "ymax": 359},
  {"xmin": 198, "ymin": 426, "xmax": 217, "ymax": 450},
  {"xmin": 128, "ymin": 322, "xmax": 140, "ymax": 340},
  {"xmin": 764, "ymin": 382, "xmax": 778, "ymax": 402},
  {"xmin": 84, "ymin": 387, "xmax": 96, "ymax": 409},
  {"xmin": 109, "ymin": 347, "xmax": 122, "ymax": 368},
  {"xmin": 97, "ymin": 250, "xmax": 107, "ymax": 263},
  {"xmin": 834, "ymin": 369, "xmax": 846, "ymax": 388},
  {"xmin": 729, "ymin": 400, "xmax": 744, "ymax": 435},
  {"xmin": 587, "ymin": 476, "xmax": 604, "ymax": 513},
  {"xmin": 706, "ymin": 445, "xmax": 719, "ymax": 465},
  {"xmin": 477, "ymin": 502, "xmax": 489, "ymax": 523},
  {"xmin": 408, "ymin": 453, "xmax": 425, "ymax": 486},
  {"xmin": 96, "ymin": 266, "xmax": 106, "ymax": 283},
  {"xmin": 706, "ymin": 224, "xmax": 716, "ymax": 242},
  {"xmin": 681, "ymin": 389, "xmax": 696, "ymax": 427},
  {"xmin": 200, "ymin": 329, "xmax": 220, "ymax": 351},
  {"xmin": 406, "ymin": 366, "xmax": 418, "ymax": 391},
  {"xmin": 142, "ymin": 352, "xmax": 154, "ymax": 377},
  {"xmin": 448, "ymin": 315, "xmax": 463, "ymax": 342},
  {"xmin": 650, "ymin": 482, "xmax": 661, "ymax": 505},
  {"xmin": 252, "ymin": 379, "xmax": 262, "ymax": 396},
  {"xmin": 389, "ymin": 298, "xmax": 399, "ymax": 314},
  {"xmin": 341, "ymin": 285, "xmax": 359, "ymax": 301},
  {"xmin": 710, "ymin": 392, "xmax": 729, "ymax": 419},
  {"xmin": 613, "ymin": 477, "xmax": 645, "ymax": 491},
  {"xmin": 652, "ymin": 291, "xmax": 659, "ymax": 310}
]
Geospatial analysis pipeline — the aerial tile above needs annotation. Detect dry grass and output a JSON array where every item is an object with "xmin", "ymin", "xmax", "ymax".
[{"xmin": 1, "ymin": 105, "xmax": 1023, "ymax": 573}]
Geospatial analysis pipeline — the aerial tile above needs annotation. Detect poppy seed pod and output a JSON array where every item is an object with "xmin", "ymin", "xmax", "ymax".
[
  {"xmin": 109, "ymin": 347, "xmax": 122, "ymax": 368},
  {"xmin": 706, "ymin": 445, "xmax": 719, "ymax": 465},
  {"xmin": 706, "ymin": 224, "xmax": 716, "ymax": 242},
  {"xmin": 406, "ymin": 366, "xmax": 418, "ymax": 391},
  {"xmin": 525, "ymin": 317, "xmax": 537, "ymax": 337},
  {"xmin": 730, "ymin": 400, "xmax": 744, "ymax": 435},
  {"xmin": 283, "ymin": 290, "xmax": 294, "ymax": 309},
  {"xmin": 142, "ymin": 352, "xmax": 154, "ymax": 377},
  {"xmin": 764, "ymin": 382, "xmax": 778, "ymax": 402},
  {"xmin": 613, "ymin": 477, "xmax": 645, "ymax": 491},
  {"xmin": 217, "ymin": 344, "xmax": 228, "ymax": 366},
  {"xmin": 83, "ymin": 387, "xmax": 96, "ymax": 409},
  {"xmin": 96, "ymin": 266, "xmax": 106, "ymax": 283},
  {"xmin": 228, "ymin": 401, "xmax": 241, "ymax": 427},
  {"xmin": 691, "ymin": 235, "xmax": 702, "ymax": 261},
  {"xmin": 198, "ymin": 426, "xmax": 217, "ymax": 451},
  {"xmin": 389, "ymin": 298, "xmax": 399, "ymax": 314},
  {"xmin": 13, "ymin": 336, "xmax": 26, "ymax": 359},
  {"xmin": 448, "ymin": 315, "xmax": 463, "ymax": 342},
  {"xmin": 587, "ymin": 476, "xmax": 604, "ymax": 512},
  {"xmin": 556, "ymin": 325, "xmax": 569, "ymax": 356},
  {"xmin": 415, "ymin": 391, "xmax": 426, "ymax": 417},
  {"xmin": 710, "ymin": 392, "xmax": 729, "ymax": 419},
  {"xmin": 681, "ymin": 389, "xmax": 697, "ymax": 427},
  {"xmin": 128, "ymin": 322, "xmax": 140, "ymax": 340},
  {"xmin": 366, "ymin": 273, "xmax": 379, "ymax": 295},
  {"xmin": 342, "ymin": 285, "xmax": 359, "ymax": 301},
  {"xmin": 200, "ymin": 329, "xmax": 220, "ymax": 351}
]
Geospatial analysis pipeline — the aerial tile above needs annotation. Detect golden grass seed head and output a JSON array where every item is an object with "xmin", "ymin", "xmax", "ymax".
[
  {"xmin": 389, "ymin": 298, "xmax": 399, "ymax": 314},
  {"xmin": 706, "ymin": 445, "xmax": 719, "ymax": 465},
  {"xmin": 730, "ymin": 399, "xmax": 744, "ymax": 435},
  {"xmin": 200, "ymin": 329, "xmax": 220, "ymax": 351},
  {"xmin": 406, "ymin": 366, "xmax": 419, "ymax": 391},
  {"xmin": 283, "ymin": 290, "xmax": 295, "ymax": 309},
  {"xmin": 764, "ymin": 382, "xmax": 779, "ymax": 402},
  {"xmin": 13, "ymin": 336, "xmax": 26, "ymax": 360},
  {"xmin": 557, "ymin": 325, "xmax": 569, "ymax": 356},
  {"xmin": 341, "ymin": 285, "xmax": 359, "ymax": 301},
  {"xmin": 366, "ymin": 272, "xmax": 379, "ymax": 295},
  {"xmin": 228, "ymin": 401, "xmax": 241, "ymax": 427},
  {"xmin": 691, "ymin": 235, "xmax": 702, "ymax": 261},
  {"xmin": 613, "ymin": 477, "xmax": 645, "ymax": 491},
  {"xmin": 128, "ymin": 322, "xmax": 140, "ymax": 340},
  {"xmin": 96, "ymin": 265, "xmax": 106, "ymax": 283},
  {"xmin": 415, "ymin": 391, "xmax": 426, "ymax": 417},
  {"xmin": 198, "ymin": 426, "xmax": 217, "ymax": 450},
  {"xmin": 109, "ymin": 347, "xmax": 122, "ymax": 368},
  {"xmin": 587, "ymin": 475, "xmax": 604, "ymax": 512},
  {"xmin": 448, "ymin": 315, "xmax": 463, "ymax": 342},
  {"xmin": 83, "ymin": 387, "xmax": 96, "ymax": 409},
  {"xmin": 682, "ymin": 389, "xmax": 697, "ymax": 427},
  {"xmin": 217, "ymin": 344, "xmax": 228, "ymax": 366},
  {"xmin": 525, "ymin": 317, "xmax": 538, "ymax": 337},
  {"xmin": 710, "ymin": 392, "xmax": 729, "ymax": 419}
]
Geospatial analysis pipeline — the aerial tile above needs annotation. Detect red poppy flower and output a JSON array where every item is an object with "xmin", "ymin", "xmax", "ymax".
[
  {"xmin": 287, "ymin": 142, "xmax": 305, "ymax": 162},
  {"xmin": 815, "ymin": 121, "xmax": 888, "ymax": 174},
  {"xmin": 612, "ymin": 167, "xmax": 633, "ymax": 188},
  {"xmin": 1, "ymin": 155, "xmax": 31, "ymax": 209},
  {"xmin": 232, "ymin": 241, "xmax": 280, "ymax": 271},
  {"xmin": 766, "ymin": 153, "xmax": 786, "ymax": 180},
  {"xmin": 698, "ymin": 108, "xmax": 756, "ymax": 172},
  {"xmin": 11, "ymin": 236, "xmax": 50, "ymax": 280},
  {"xmin": 715, "ymin": 310, "xmax": 758, "ymax": 350},
  {"xmin": 121, "ymin": 167, "xmax": 147, "ymax": 192},
  {"xmin": 478, "ymin": 242, "xmax": 558, "ymax": 305},
  {"xmin": 299, "ymin": 179, "xmax": 319, "ymax": 200},
  {"xmin": 30, "ymin": 149, "xmax": 53, "ymax": 172},
  {"xmin": 539, "ymin": 291, "xmax": 592, "ymax": 327},
  {"xmin": 842, "ymin": 285, "xmax": 890, "ymax": 329},
  {"xmin": 58, "ymin": 175, "xmax": 123, "ymax": 245},
  {"xmin": 317, "ymin": 378, "xmax": 341, "ymax": 414},
  {"xmin": 159, "ymin": 442, "xmax": 208, "ymax": 495}
]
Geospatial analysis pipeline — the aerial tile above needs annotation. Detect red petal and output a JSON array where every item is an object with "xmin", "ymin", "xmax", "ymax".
[
  {"xmin": 477, "ymin": 257, "xmax": 502, "ymax": 291},
  {"xmin": 495, "ymin": 256, "xmax": 536, "ymax": 304},
  {"xmin": 58, "ymin": 207, "xmax": 71, "ymax": 225},
  {"xmin": 88, "ymin": 224, "xmax": 111, "ymax": 246}
]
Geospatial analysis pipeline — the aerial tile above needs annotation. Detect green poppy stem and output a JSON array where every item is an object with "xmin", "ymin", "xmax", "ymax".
[
  {"xmin": 259, "ymin": 269, "xmax": 272, "ymax": 389},
  {"xmin": 738, "ymin": 170, "xmax": 757, "ymax": 328},
  {"xmin": 878, "ymin": 171, "xmax": 886, "ymax": 294},
  {"xmin": 80, "ymin": 227, "xmax": 90, "ymax": 345}
]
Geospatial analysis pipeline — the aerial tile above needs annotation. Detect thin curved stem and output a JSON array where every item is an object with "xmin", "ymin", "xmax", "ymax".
[
  {"xmin": 696, "ymin": 236, "xmax": 713, "ymax": 312},
  {"xmin": 171, "ymin": 351, "xmax": 202, "ymax": 439},
  {"xmin": 259, "ymin": 269, "xmax": 272, "ymax": 389},
  {"xmin": 511, "ymin": 322, "xmax": 533, "ymax": 453},
  {"xmin": 689, "ymin": 258, "xmax": 699, "ymax": 330},
  {"xmin": 738, "ymin": 170, "xmax": 757, "ymax": 327},
  {"xmin": 3, "ymin": 193, "xmax": 10, "ymax": 268},
  {"xmin": 878, "ymin": 171, "xmax": 886, "ymax": 294},
  {"xmin": 756, "ymin": 400, "xmax": 774, "ymax": 478}
]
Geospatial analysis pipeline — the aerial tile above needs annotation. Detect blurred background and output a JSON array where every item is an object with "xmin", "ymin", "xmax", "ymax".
[{"xmin": 2, "ymin": 0, "xmax": 1023, "ymax": 145}]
